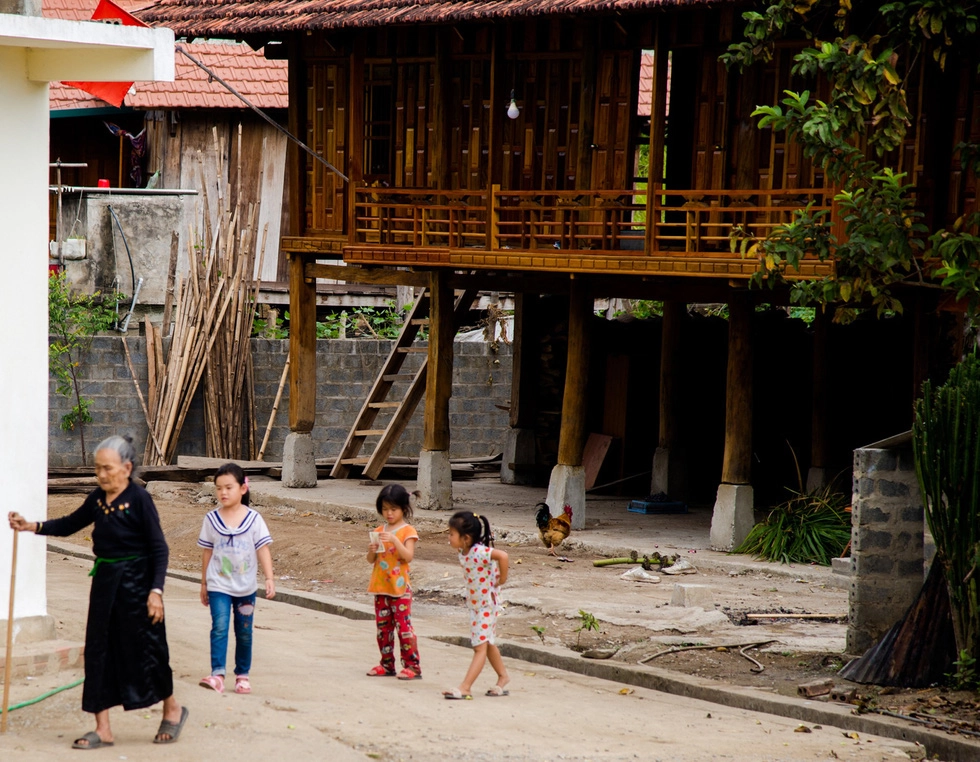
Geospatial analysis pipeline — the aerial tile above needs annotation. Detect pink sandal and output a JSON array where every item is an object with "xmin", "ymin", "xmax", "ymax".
[
  {"xmin": 235, "ymin": 676, "xmax": 251, "ymax": 694},
  {"xmin": 199, "ymin": 674, "xmax": 224, "ymax": 693},
  {"xmin": 366, "ymin": 665, "xmax": 395, "ymax": 676}
]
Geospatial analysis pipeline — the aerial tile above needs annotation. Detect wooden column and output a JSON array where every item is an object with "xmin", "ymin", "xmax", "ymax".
[
  {"xmin": 431, "ymin": 29, "xmax": 451, "ymax": 190},
  {"xmin": 510, "ymin": 293, "xmax": 539, "ymax": 430},
  {"xmin": 644, "ymin": 20, "xmax": 669, "ymax": 254},
  {"xmin": 658, "ymin": 301, "xmax": 683, "ymax": 452},
  {"xmin": 652, "ymin": 300, "xmax": 686, "ymax": 498},
  {"xmin": 575, "ymin": 28, "xmax": 598, "ymax": 190},
  {"xmin": 810, "ymin": 307, "xmax": 829, "ymax": 477},
  {"xmin": 721, "ymin": 292, "xmax": 752, "ymax": 485},
  {"xmin": 557, "ymin": 277, "xmax": 591, "ymax": 467},
  {"xmin": 424, "ymin": 269, "xmax": 454, "ymax": 452},
  {"xmin": 288, "ymin": 253, "xmax": 317, "ymax": 433}
]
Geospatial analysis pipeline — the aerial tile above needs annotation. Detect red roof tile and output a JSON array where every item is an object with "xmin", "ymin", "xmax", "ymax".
[
  {"xmin": 46, "ymin": 1, "xmax": 287, "ymax": 111},
  {"xmin": 138, "ymin": 0, "xmax": 725, "ymax": 38}
]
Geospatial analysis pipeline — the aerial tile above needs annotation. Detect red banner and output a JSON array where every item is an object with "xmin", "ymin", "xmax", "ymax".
[{"xmin": 62, "ymin": 0, "xmax": 149, "ymax": 108}]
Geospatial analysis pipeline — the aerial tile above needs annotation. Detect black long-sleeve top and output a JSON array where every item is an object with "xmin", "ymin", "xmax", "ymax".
[{"xmin": 38, "ymin": 481, "xmax": 169, "ymax": 591}]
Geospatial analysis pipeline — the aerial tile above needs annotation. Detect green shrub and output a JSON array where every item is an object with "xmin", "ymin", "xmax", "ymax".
[{"xmin": 733, "ymin": 485, "xmax": 851, "ymax": 565}]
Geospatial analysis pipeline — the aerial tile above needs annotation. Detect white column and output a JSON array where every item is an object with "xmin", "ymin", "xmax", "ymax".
[{"xmin": 0, "ymin": 45, "xmax": 52, "ymax": 635}]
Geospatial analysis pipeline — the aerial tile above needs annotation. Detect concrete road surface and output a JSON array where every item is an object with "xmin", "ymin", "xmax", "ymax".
[{"xmin": 0, "ymin": 553, "xmax": 923, "ymax": 761}]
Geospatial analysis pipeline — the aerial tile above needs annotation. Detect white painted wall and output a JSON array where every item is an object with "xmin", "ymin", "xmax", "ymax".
[{"xmin": 0, "ymin": 13, "xmax": 172, "ymax": 636}]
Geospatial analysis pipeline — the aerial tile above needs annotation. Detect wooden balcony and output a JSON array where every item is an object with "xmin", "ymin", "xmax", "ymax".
[{"xmin": 339, "ymin": 186, "xmax": 837, "ymax": 279}]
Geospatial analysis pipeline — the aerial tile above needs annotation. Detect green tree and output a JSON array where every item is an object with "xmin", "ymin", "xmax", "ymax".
[
  {"xmin": 49, "ymin": 272, "xmax": 121, "ymax": 464},
  {"xmin": 722, "ymin": 0, "xmax": 980, "ymax": 319}
]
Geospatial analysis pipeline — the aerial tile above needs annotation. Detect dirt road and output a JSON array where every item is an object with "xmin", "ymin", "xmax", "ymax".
[{"xmin": 0, "ymin": 553, "xmax": 925, "ymax": 761}]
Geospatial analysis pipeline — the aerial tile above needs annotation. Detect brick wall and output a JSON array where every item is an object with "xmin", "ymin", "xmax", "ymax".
[
  {"xmin": 846, "ymin": 444, "xmax": 926, "ymax": 654},
  {"xmin": 49, "ymin": 337, "xmax": 512, "ymax": 466}
]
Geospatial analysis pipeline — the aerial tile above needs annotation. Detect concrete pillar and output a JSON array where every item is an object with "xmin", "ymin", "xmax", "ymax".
[
  {"xmin": 500, "ymin": 427, "xmax": 535, "ymax": 485},
  {"xmin": 546, "ymin": 464, "xmax": 586, "ymax": 531},
  {"xmin": 847, "ymin": 444, "xmax": 926, "ymax": 655},
  {"xmin": 417, "ymin": 449, "xmax": 452, "ymax": 510},
  {"xmin": 281, "ymin": 431, "xmax": 317, "ymax": 488},
  {"xmin": 709, "ymin": 483, "xmax": 754, "ymax": 551}
]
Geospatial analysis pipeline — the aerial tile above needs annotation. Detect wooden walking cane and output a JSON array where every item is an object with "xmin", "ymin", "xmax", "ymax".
[{"xmin": 1, "ymin": 529, "xmax": 18, "ymax": 733}]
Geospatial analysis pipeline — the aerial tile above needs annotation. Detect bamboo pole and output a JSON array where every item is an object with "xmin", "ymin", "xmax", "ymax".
[
  {"xmin": 258, "ymin": 355, "xmax": 290, "ymax": 461},
  {"xmin": 2, "ymin": 531, "xmax": 19, "ymax": 734},
  {"xmin": 121, "ymin": 337, "xmax": 165, "ymax": 462}
]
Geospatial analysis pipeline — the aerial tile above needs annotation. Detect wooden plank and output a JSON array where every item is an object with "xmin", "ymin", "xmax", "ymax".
[
  {"xmin": 582, "ymin": 433, "xmax": 614, "ymax": 490},
  {"xmin": 256, "ymin": 126, "xmax": 287, "ymax": 282}
]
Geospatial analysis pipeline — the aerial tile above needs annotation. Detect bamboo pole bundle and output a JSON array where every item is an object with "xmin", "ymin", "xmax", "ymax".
[{"xmin": 141, "ymin": 124, "xmax": 267, "ymax": 464}]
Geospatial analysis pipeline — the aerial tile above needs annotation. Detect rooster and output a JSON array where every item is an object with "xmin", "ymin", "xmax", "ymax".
[{"xmin": 535, "ymin": 502, "xmax": 573, "ymax": 555}]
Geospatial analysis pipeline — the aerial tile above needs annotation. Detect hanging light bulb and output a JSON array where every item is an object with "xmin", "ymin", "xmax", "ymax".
[{"xmin": 507, "ymin": 89, "xmax": 520, "ymax": 120}]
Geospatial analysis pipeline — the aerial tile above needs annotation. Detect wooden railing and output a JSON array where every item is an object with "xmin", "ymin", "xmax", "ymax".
[
  {"xmin": 648, "ymin": 187, "xmax": 835, "ymax": 254},
  {"xmin": 351, "ymin": 185, "xmax": 836, "ymax": 256}
]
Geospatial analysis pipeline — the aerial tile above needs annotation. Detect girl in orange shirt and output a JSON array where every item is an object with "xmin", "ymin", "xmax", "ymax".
[{"xmin": 365, "ymin": 484, "xmax": 421, "ymax": 680}]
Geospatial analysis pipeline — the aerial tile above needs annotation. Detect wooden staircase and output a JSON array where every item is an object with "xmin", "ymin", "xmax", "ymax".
[{"xmin": 330, "ymin": 288, "xmax": 478, "ymax": 479}]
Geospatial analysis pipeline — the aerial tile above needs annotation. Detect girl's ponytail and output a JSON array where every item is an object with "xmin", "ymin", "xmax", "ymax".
[{"xmin": 449, "ymin": 511, "xmax": 495, "ymax": 547}]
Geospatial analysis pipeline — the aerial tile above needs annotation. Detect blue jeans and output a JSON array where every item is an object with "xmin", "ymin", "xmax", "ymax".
[{"xmin": 208, "ymin": 591, "xmax": 256, "ymax": 677}]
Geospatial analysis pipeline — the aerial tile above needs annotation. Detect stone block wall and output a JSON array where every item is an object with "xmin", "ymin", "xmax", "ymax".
[
  {"xmin": 846, "ymin": 444, "xmax": 926, "ymax": 655},
  {"xmin": 49, "ymin": 337, "xmax": 512, "ymax": 466}
]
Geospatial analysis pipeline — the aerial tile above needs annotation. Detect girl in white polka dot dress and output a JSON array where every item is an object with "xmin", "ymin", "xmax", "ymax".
[{"xmin": 443, "ymin": 511, "xmax": 510, "ymax": 700}]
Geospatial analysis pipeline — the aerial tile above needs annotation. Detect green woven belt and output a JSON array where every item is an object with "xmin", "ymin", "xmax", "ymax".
[{"xmin": 88, "ymin": 555, "xmax": 141, "ymax": 577}]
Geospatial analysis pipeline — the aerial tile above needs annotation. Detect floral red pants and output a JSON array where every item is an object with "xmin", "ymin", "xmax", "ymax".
[{"xmin": 374, "ymin": 593, "xmax": 420, "ymax": 674}]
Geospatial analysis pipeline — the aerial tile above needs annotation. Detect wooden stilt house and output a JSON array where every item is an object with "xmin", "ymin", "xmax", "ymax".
[{"xmin": 141, "ymin": 0, "xmax": 967, "ymax": 545}]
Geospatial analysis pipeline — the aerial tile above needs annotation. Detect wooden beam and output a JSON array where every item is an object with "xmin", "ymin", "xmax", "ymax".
[
  {"xmin": 423, "ymin": 270, "xmax": 454, "ymax": 451},
  {"xmin": 721, "ymin": 291, "xmax": 753, "ymax": 484},
  {"xmin": 305, "ymin": 262, "xmax": 431, "ymax": 287},
  {"xmin": 557, "ymin": 277, "xmax": 592, "ymax": 466},
  {"xmin": 658, "ymin": 300, "xmax": 684, "ymax": 450},
  {"xmin": 288, "ymin": 252, "xmax": 317, "ymax": 432}
]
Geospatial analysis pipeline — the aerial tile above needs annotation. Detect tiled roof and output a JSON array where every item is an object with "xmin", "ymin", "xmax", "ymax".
[
  {"xmin": 46, "ymin": 1, "xmax": 287, "ymax": 111},
  {"xmin": 138, "ymin": 0, "xmax": 723, "ymax": 37},
  {"xmin": 636, "ymin": 51, "xmax": 670, "ymax": 117}
]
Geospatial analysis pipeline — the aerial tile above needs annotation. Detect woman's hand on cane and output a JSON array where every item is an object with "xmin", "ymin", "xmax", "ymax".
[{"xmin": 7, "ymin": 512, "xmax": 36, "ymax": 533}]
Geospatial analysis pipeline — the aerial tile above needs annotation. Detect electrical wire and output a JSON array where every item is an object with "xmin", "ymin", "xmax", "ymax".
[
  {"xmin": 174, "ymin": 44, "xmax": 349, "ymax": 183},
  {"xmin": 4, "ymin": 678, "xmax": 84, "ymax": 713},
  {"xmin": 107, "ymin": 204, "xmax": 136, "ymax": 297}
]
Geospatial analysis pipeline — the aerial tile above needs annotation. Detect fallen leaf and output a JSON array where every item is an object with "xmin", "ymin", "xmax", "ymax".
[
  {"xmin": 843, "ymin": 731, "xmax": 859, "ymax": 740},
  {"xmin": 619, "ymin": 687, "xmax": 634, "ymax": 695},
  {"xmin": 794, "ymin": 725, "xmax": 812, "ymax": 733}
]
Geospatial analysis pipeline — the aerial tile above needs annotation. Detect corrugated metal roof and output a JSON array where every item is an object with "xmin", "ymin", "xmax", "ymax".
[
  {"xmin": 137, "ymin": 0, "xmax": 723, "ymax": 38},
  {"xmin": 46, "ymin": 1, "xmax": 287, "ymax": 111}
]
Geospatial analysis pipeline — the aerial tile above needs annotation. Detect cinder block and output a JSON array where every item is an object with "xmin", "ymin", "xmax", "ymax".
[
  {"xmin": 798, "ymin": 678, "xmax": 833, "ymax": 698},
  {"xmin": 831, "ymin": 557, "xmax": 852, "ymax": 576},
  {"xmin": 670, "ymin": 583, "xmax": 714, "ymax": 608}
]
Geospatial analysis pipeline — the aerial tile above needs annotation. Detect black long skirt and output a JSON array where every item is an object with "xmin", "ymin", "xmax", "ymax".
[{"xmin": 82, "ymin": 557, "xmax": 173, "ymax": 713}]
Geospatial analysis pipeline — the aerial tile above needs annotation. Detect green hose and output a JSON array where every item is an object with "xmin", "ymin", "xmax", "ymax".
[{"xmin": 5, "ymin": 678, "xmax": 84, "ymax": 712}]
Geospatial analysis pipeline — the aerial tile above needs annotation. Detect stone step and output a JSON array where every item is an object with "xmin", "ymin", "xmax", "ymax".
[{"xmin": 0, "ymin": 639, "xmax": 84, "ymax": 682}]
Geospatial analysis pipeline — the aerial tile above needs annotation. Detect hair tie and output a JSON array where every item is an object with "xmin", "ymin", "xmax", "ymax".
[{"xmin": 473, "ymin": 513, "xmax": 480, "ymax": 519}]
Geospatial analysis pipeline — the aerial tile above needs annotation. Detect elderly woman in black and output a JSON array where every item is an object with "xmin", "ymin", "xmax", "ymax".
[{"xmin": 8, "ymin": 435, "xmax": 187, "ymax": 749}]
